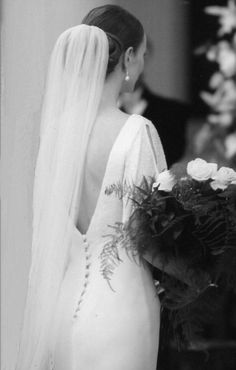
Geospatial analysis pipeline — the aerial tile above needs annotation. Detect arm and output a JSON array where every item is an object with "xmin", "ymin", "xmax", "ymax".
[
  {"xmin": 143, "ymin": 249, "xmax": 212, "ymax": 292},
  {"xmin": 122, "ymin": 119, "xmax": 201, "ymax": 287},
  {"xmin": 122, "ymin": 118, "xmax": 167, "ymax": 222},
  {"xmin": 143, "ymin": 251, "xmax": 196, "ymax": 287}
]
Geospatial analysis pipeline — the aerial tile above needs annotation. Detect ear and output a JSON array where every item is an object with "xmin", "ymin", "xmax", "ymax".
[{"xmin": 123, "ymin": 46, "xmax": 134, "ymax": 69}]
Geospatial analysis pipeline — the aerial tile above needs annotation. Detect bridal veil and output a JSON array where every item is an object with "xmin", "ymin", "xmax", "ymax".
[{"xmin": 15, "ymin": 24, "xmax": 109, "ymax": 369}]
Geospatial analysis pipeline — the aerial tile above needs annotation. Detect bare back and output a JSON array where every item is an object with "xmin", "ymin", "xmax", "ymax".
[{"xmin": 76, "ymin": 110, "xmax": 131, "ymax": 234}]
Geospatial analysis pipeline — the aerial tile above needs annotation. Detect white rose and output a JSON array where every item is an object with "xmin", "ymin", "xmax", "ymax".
[
  {"xmin": 210, "ymin": 166, "xmax": 236, "ymax": 190},
  {"xmin": 152, "ymin": 170, "xmax": 176, "ymax": 192},
  {"xmin": 187, "ymin": 158, "xmax": 218, "ymax": 181}
]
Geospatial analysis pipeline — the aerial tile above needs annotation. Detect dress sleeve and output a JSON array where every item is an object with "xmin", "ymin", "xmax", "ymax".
[{"xmin": 122, "ymin": 117, "xmax": 167, "ymax": 222}]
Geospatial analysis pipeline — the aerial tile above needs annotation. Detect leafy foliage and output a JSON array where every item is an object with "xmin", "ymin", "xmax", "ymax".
[{"xmin": 100, "ymin": 171, "xmax": 236, "ymax": 348}]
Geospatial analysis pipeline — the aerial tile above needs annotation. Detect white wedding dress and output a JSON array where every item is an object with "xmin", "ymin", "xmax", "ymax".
[{"xmin": 48, "ymin": 114, "xmax": 167, "ymax": 370}]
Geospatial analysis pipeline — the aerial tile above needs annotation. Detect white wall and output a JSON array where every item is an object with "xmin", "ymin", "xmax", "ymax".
[
  {"xmin": 1, "ymin": 1, "xmax": 115, "ymax": 369},
  {"xmin": 118, "ymin": 0, "xmax": 191, "ymax": 102}
]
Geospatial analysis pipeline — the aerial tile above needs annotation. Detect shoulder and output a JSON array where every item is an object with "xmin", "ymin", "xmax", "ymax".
[
  {"xmin": 127, "ymin": 113, "xmax": 155, "ymax": 132},
  {"xmin": 114, "ymin": 111, "xmax": 155, "ymax": 133},
  {"xmin": 129, "ymin": 114, "xmax": 161, "ymax": 143},
  {"xmin": 126, "ymin": 114, "xmax": 167, "ymax": 172},
  {"xmin": 124, "ymin": 114, "xmax": 160, "ymax": 155}
]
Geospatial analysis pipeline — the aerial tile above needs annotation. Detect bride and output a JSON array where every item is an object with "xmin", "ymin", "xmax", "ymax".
[{"xmin": 15, "ymin": 5, "xmax": 167, "ymax": 370}]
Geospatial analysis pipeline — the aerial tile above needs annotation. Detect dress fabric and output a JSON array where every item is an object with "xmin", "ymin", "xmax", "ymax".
[{"xmin": 48, "ymin": 114, "xmax": 167, "ymax": 370}]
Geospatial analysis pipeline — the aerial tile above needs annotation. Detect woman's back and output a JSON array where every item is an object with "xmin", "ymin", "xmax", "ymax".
[{"xmin": 77, "ymin": 110, "xmax": 130, "ymax": 235}]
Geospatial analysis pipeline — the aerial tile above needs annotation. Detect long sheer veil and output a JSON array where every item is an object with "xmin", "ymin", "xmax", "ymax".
[{"xmin": 15, "ymin": 24, "xmax": 109, "ymax": 369}]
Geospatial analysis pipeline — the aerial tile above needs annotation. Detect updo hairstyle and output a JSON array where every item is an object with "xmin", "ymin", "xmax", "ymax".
[{"xmin": 82, "ymin": 5, "xmax": 144, "ymax": 77}]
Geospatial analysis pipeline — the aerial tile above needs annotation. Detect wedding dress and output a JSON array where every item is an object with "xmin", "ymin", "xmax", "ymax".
[
  {"xmin": 15, "ymin": 25, "xmax": 166, "ymax": 370},
  {"xmin": 48, "ymin": 114, "xmax": 167, "ymax": 370}
]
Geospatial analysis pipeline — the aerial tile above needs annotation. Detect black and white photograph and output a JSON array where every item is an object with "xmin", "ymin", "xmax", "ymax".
[{"xmin": 2, "ymin": 1, "xmax": 236, "ymax": 369}]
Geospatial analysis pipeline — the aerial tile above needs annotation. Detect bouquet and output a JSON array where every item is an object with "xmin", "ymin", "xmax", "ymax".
[{"xmin": 100, "ymin": 158, "xmax": 236, "ymax": 349}]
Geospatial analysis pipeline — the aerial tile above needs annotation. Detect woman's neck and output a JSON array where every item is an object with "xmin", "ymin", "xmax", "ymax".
[{"xmin": 98, "ymin": 72, "xmax": 123, "ymax": 114}]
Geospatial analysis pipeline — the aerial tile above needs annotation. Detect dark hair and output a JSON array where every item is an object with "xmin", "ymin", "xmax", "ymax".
[{"xmin": 82, "ymin": 5, "xmax": 144, "ymax": 76}]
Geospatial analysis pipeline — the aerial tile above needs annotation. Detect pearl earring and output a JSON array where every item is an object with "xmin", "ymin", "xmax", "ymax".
[{"xmin": 125, "ymin": 70, "xmax": 130, "ymax": 81}]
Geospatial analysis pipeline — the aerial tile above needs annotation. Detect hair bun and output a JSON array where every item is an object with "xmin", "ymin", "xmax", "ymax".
[{"xmin": 106, "ymin": 32, "xmax": 123, "ymax": 75}]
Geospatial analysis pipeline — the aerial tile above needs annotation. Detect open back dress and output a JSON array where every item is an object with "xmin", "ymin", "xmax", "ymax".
[{"xmin": 48, "ymin": 114, "xmax": 167, "ymax": 370}]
